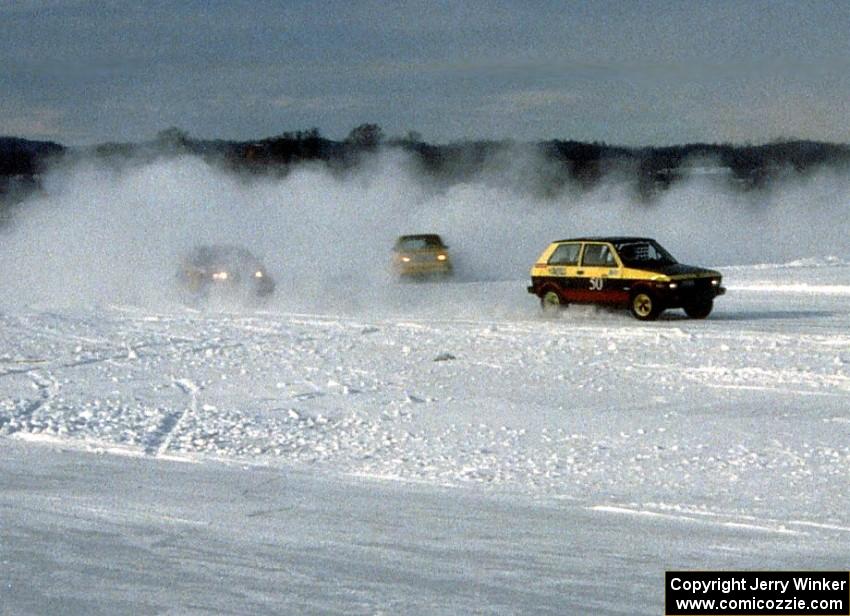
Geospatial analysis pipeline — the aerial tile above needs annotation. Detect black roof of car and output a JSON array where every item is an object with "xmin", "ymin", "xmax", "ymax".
[
  {"xmin": 554, "ymin": 236, "xmax": 655, "ymax": 244},
  {"xmin": 396, "ymin": 234, "xmax": 444, "ymax": 241},
  {"xmin": 186, "ymin": 244, "xmax": 263, "ymax": 265}
]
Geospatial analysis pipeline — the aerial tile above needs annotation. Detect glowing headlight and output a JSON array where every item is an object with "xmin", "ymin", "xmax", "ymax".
[
  {"xmin": 254, "ymin": 270, "xmax": 264, "ymax": 278},
  {"xmin": 212, "ymin": 271, "xmax": 229, "ymax": 281},
  {"xmin": 668, "ymin": 282, "xmax": 678, "ymax": 289},
  {"xmin": 437, "ymin": 254, "xmax": 447, "ymax": 261},
  {"xmin": 711, "ymin": 279, "xmax": 720, "ymax": 286},
  {"xmin": 401, "ymin": 256, "xmax": 411, "ymax": 263}
]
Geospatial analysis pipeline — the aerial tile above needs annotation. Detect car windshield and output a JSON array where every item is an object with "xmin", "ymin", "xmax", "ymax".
[
  {"xmin": 614, "ymin": 240, "xmax": 677, "ymax": 266},
  {"xmin": 190, "ymin": 246, "xmax": 262, "ymax": 269},
  {"xmin": 396, "ymin": 235, "xmax": 445, "ymax": 251}
]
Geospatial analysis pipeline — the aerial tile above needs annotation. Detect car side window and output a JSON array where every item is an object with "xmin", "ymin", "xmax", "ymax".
[
  {"xmin": 581, "ymin": 244, "xmax": 616, "ymax": 267},
  {"xmin": 548, "ymin": 243, "xmax": 581, "ymax": 266}
]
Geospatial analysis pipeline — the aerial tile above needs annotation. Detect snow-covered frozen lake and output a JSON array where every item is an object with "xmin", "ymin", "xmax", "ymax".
[{"xmin": 2, "ymin": 259, "xmax": 849, "ymax": 614}]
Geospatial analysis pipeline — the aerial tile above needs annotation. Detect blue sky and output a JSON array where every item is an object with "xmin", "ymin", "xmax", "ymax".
[{"xmin": 2, "ymin": 0, "xmax": 849, "ymax": 146}]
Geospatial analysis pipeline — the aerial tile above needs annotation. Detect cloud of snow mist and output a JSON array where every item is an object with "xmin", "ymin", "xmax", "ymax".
[{"xmin": 0, "ymin": 149, "xmax": 848, "ymax": 314}]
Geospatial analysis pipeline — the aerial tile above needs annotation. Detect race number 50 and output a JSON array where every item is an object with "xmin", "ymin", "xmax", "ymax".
[{"xmin": 589, "ymin": 277, "xmax": 604, "ymax": 291}]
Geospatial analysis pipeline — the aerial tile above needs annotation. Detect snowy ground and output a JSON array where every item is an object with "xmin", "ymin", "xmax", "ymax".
[{"xmin": 2, "ymin": 259, "xmax": 849, "ymax": 614}]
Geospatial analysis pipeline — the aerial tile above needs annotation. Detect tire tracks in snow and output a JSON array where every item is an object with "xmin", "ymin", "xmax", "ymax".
[
  {"xmin": 143, "ymin": 378, "xmax": 199, "ymax": 457},
  {"xmin": 0, "ymin": 371, "xmax": 59, "ymax": 435}
]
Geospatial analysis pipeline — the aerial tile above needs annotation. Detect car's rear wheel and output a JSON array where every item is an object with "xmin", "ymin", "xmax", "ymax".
[
  {"xmin": 684, "ymin": 299, "xmax": 713, "ymax": 319},
  {"xmin": 630, "ymin": 290, "xmax": 661, "ymax": 321},
  {"xmin": 540, "ymin": 290, "xmax": 564, "ymax": 316}
]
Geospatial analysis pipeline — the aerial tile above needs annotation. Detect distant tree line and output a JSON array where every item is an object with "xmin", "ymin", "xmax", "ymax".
[
  {"xmin": 0, "ymin": 137, "xmax": 64, "ymax": 218},
  {"xmin": 3, "ymin": 125, "xmax": 850, "ymax": 208}
]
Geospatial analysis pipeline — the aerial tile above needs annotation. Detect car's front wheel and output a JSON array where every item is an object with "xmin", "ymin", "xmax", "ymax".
[
  {"xmin": 630, "ymin": 290, "xmax": 662, "ymax": 321},
  {"xmin": 684, "ymin": 299, "xmax": 713, "ymax": 319},
  {"xmin": 540, "ymin": 290, "xmax": 565, "ymax": 316}
]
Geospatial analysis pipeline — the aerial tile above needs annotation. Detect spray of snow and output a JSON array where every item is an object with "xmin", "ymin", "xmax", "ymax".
[{"xmin": 0, "ymin": 149, "xmax": 848, "ymax": 311}]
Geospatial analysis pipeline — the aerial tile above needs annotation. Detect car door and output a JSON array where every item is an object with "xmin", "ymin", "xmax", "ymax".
[
  {"xmin": 573, "ymin": 242, "xmax": 626, "ymax": 304},
  {"xmin": 544, "ymin": 242, "xmax": 582, "ymax": 301}
]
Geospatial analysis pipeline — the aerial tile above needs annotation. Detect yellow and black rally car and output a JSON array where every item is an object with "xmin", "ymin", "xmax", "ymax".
[
  {"xmin": 392, "ymin": 234, "xmax": 453, "ymax": 278},
  {"xmin": 528, "ymin": 237, "xmax": 725, "ymax": 320}
]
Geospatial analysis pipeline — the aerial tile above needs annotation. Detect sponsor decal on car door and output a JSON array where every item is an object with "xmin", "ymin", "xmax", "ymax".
[
  {"xmin": 570, "ymin": 243, "xmax": 626, "ymax": 303},
  {"xmin": 543, "ymin": 242, "xmax": 581, "ymax": 300}
]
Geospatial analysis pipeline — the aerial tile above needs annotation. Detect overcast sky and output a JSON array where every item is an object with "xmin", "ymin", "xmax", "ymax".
[{"xmin": 2, "ymin": 0, "xmax": 849, "ymax": 146}]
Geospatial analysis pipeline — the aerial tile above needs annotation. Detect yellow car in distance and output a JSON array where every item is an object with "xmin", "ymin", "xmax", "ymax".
[
  {"xmin": 528, "ymin": 236, "xmax": 725, "ymax": 320},
  {"xmin": 393, "ymin": 234, "xmax": 453, "ymax": 278}
]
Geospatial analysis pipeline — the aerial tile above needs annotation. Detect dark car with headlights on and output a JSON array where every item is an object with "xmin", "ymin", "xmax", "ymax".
[
  {"xmin": 178, "ymin": 245, "xmax": 275, "ymax": 300},
  {"xmin": 528, "ymin": 237, "xmax": 725, "ymax": 320}
]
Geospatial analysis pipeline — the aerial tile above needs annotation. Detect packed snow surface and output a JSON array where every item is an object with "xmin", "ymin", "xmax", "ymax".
[{"xmin": 2, "ymin": 259, "xmax": 849, "ymax": 614}]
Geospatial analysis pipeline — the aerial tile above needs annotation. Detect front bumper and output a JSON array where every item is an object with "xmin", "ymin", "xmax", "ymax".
[
  {"xmin": 208, "ymin": 277, "xmax": 276, "ymax": 297},
  {"xmin": 397, "ymin": 262, "xmax": 453, "ymax": 276},
  {"xmin": 656, "ymin": 283, "xmax": 725, "ymax": 306}
]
